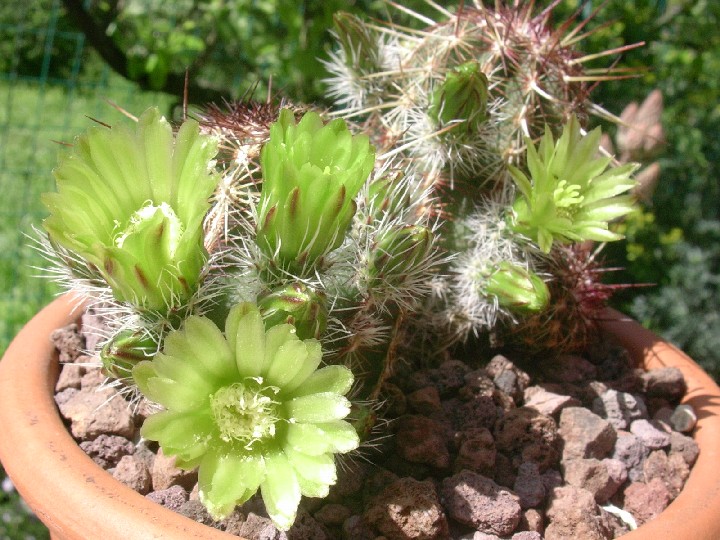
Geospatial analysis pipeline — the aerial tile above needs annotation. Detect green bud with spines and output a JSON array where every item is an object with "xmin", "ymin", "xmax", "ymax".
[
  {"xmin": 42, "ymin": 107, "xmax": 220, "ymax": 314},
  {"xmin": 256, "ymin": 109, "xmax": 376, "ymax": 272},
  {"xmin": 100, "ymin": 330, "xmax": 157, "ymax": 384},
  {"xmin": 484, "ymin": 262, "xmax": 550, "ymax": 314},
  {"xmin": 429, "ymin": 61, "xmax": 489, "ymax": 136},
  {"xmin": 508, "ymin": 116, "xmax": 638, "ymax": 253},
  {"xmin": 258, "ymin": 283, "xmax": 329, "ymax": 340},
  {"xmin": 369, "ymin": 225, "xmax": 434, "ymax": 287},
  {"xmin": 333, "ymin": 11, "xmax": 381, "ymax": 74}
]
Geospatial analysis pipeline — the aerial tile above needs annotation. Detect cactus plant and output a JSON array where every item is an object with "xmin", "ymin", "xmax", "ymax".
[{"xmin": 35, "ymin": 1, "xmax": 646, "ymax": 532}]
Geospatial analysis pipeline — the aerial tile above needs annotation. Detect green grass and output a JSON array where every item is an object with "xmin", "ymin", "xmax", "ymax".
[{"xmin": 0, "ymin": 76, "xmax": 173, "ymax": 356}]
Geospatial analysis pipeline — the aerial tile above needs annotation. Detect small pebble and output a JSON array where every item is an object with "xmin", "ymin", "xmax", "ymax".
[{"xmin": 670, "ymin": 404, "xmax": 697, "ymax": 433}]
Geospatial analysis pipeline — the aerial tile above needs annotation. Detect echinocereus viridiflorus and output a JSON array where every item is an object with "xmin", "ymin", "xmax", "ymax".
[
  {"xmin": 256, "ymin": 108, "xmax": 375, "ymax": 272},
  {"xmin": 508, "ymin": 116, "xmax": 638, "ymax": 253},
  {"xmin": 132, "ymin": 302, "xmax": 359, "ymax": 530},
  {"xmin": 42, "ymin": 107, "xmax": 219, "ymax": 314}
]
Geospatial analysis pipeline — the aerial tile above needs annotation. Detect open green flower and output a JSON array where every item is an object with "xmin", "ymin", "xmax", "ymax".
[
  {"xmin": 256, "ymin": 109, "xmax": 375, "ymax": 271},
  {"xmin": 132, "ymin": 302, "xmax": 358, "ymax": 530},
  {"xmin": 42, "ymin": 107, "xmax": 219, "ymax": 313},
  {"xmin": 508, "ymin": 116, "xmax": 638, "ymax": 253}
]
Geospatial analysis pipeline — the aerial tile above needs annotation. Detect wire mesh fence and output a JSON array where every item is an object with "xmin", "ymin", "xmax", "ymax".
[{"xmin": 0, "ymin": 0, "xmax": 172, "ymax": 356}]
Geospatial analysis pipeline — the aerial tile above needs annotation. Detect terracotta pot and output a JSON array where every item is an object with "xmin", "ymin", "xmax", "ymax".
[{"xmin": 1, "ymin": 297, "xmax": 719, "ymax": 539}]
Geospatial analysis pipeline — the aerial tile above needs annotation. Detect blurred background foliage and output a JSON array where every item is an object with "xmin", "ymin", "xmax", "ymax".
[{"xmin": 1, "ymin": 0, "xmax": 719, "ymax": 535}]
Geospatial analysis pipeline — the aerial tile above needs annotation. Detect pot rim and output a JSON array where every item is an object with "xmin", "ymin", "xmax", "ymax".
[
  {"xmin": 0, "ymin": 295, "xmax": 239, "ymax": 540},
  {"xmin": 1, "ymin": 296, "xmax": 719, "ymax": 539}
]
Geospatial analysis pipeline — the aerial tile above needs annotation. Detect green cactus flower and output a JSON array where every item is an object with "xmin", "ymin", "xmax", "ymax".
[
  {"xmin": 428, "ymin": 61, "xmax": 489, "ymax": 136},
  {"xmin": 256, "ymin": 109, "xmax": 375, "ymax": 272},
  {"xmin": 42, "ymin": 107, "xmax": 219, "ymax": 313},
  {"xmin": 258, "ymin": 283, "xmax": 329, "ymax": 340},
  {"xmin": 508, "ymin": 116, "xmax": 638, "ymax": 253},
  {"xmin": 485, "ymin": 262, "xmax": 549, "ymax": 314},
  {"xmin": 132, "ymin": 302, "xmax": 358, "ymax": 530}
]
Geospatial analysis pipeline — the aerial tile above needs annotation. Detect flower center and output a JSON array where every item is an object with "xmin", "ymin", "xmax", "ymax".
[{"xmin": 210, "ymin": 378, "xmax": 281, "ymax": 448}]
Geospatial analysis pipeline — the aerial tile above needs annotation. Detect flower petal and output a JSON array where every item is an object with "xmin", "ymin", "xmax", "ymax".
[
  {"xmin": 141, "ymin": 409, "xmax": 213, "ymax": 461},
  {"xmin": 287, "ymin": 364, "xmax": 353, "ymax": 398},
  {"xmin": 284, "ymin": 446, "xmax": 337, "ymax": 487},
  {"xmin": 146, "ymin": 376, "xmax": 209, "ymax": 411},
  {"xmin": 285, "ymin": 393, "xmax": 351, "ymax": 423},
  {"xmin": 285, "ymin": 421, "xmax": 359, "ymax": 455},
  {"xmin": 262, "ymin": 324, "xmax": 296, "ymax": 375},
  {"xmin": 198, "ymin": 451, "xmax": 266, "ymax": 520},
  {"xmin": 265, "ymin": 339, "xmax": 318, "ymax": 388},
  {"xmin": 260, "ymin": 451, "xmax": 301, "ymax": 531}
]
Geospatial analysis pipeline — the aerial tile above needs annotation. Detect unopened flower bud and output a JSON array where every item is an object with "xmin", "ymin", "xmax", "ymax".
[
  {"xmin": 485, "ymin": 262, "xmax": 549, "ymax": 314},
  {"xmin": 369, "ymin": 225, "xmax": 433, "ymax": 286},
  {"xmin": 258, "ymin": 283, "xmax": 329, "ymax": 340},
  {"xmin": 100, "ymin": 330, "xmax": 157, "ymax": 383},
  {"xmin": 333, "ymin": 11, "xmax": 381, "ymax": 73},
  {"xmin": 429, "ymin": 61, "xmax": 489, "ymax": 136}
]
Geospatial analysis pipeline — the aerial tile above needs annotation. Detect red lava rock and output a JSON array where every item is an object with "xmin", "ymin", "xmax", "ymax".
[
  {"xmin": 512, "ymin": 532, "xmax": 543, "ymax": 540},
  {"xmin": 642, "ymin": 450, "xmax": 690, "ymax": 498},
  {"xmin": 542, "ymin": 354, "xmax": 597, "ymax": 384},
  {"xmin": 284, "ymin": 511, "xmax": 330, "ymax": 540},
  {"xmin": 146, "ymin": 485, "xmax": 189, "ymax": 512},
  {"xmin": 485, "ymin": 355, "xmax": 530, "ymax": 404},
  {"xmin": 669, "ymin": 431, "xmax": 699, "ymax": 467},
  {"xmin": 460, "ymin": 369, "xmax": 495, "ymax": 400},
  {"xmin": 55, "ymin": 363, "xmax": 86, "ymax": 391},
  {"xmin": 591, "ymin": 389, "xmax": 648, "ymax": 430},
  {"xmin": 493, "ymin": 452, "xmax": 518, "ymax": 488},
  {"xmin": 79, "ymin": 434, "xmax": 134, "ymax": 468},
  {"xmin": 513, "ymin": 462, "xmax": 546, "ymax": 509},
  {"xmin": 365, "ymin": 477, "xmax": 449, "ymax": 540},
  {"xmin": 623, "ymin": 477, "xmax": 671, "ymax": 526},
  {"xmin": 494, "ymin": 407, "xmax": 560, "ymax": 472},
  {"xmin": 113, "ymin": 454, "xmax": 152, "ymax": 494},
  {"xmin": 523, "ymin": 386, "xmax": 581, "ymax": 418},
  {"xmin": 395, "ymin": 415, "xmax": 450, "ymax": 469},
  {"xmin": 454, "ymin": 427, "xmax": 496, "ymax": 476},
  {"xmin": 177, "ymin": 499, "xmax": 216, "ymax": 526},
  {"xmin": 600, "ymin": 458, "xmax": 627, "ymax": 498},
  {"xmin": 436, "ymin": 359, "xmax": 472, "ymax": 396},
  {"xmin": 641, "ymin": 367, "xmax": 687, "ymax": 400},
  {"xmin": 612, "ymin": 431, "xmax": 650, "ymax": 481},
  {"xmin": 57, "ymin": 387, "xmax": 135, "ymax": 439},
  {"xmin": 50, "ymin": 324, "xmax": 85, "ymax": 363},
  {"xmin": 558, "ymin": 407, "xmax": 616, "ymax": 461},
  {"xmin": 561, "ymin": 458, "xmax": 614, "ymax": 504},
  {"xmin": 313, "ymin": 503, "xmax": 352, "ymax": 526},
  {"xmin": 519, "ymin": 508, "xmax": 545, "ymax": 535},
  {"xmin": 544, "ymin": 486, "xmax": 615, "ymax": 540},
  {"xmin": 80, "ymin": 367, "xmax": 107, "ymax": 389},
  {"xmin": 342, "ymin": 515, "xmax": 376, "ymax": 540},
  {"xmin": 629, "ymin": 419, "xmax": 671, "ymax": 449},
  {"xmin": 407, "ymin": 386, "xmax": 443, "ymax": 415},
  {"xmin": 81, "ymin": 309, "xmax": 108, "ymax": 353},
  {"xmin": 151, "ymin": 447, "xmax": 198, "ymax": 491},
  {"xmin": 441, "ymin": 470, "xmax": 521, "ymax": 536},
  {"xmin": 327, "ymin": 462, "xmax": 368, "ymax": 501},
  {"xmin": 449, "ymin": 395, "xmax": 499, "ymax": 432},
  {"xmin": 233, "ymin": 512, "xmax": 284, "ymax": 540}
]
